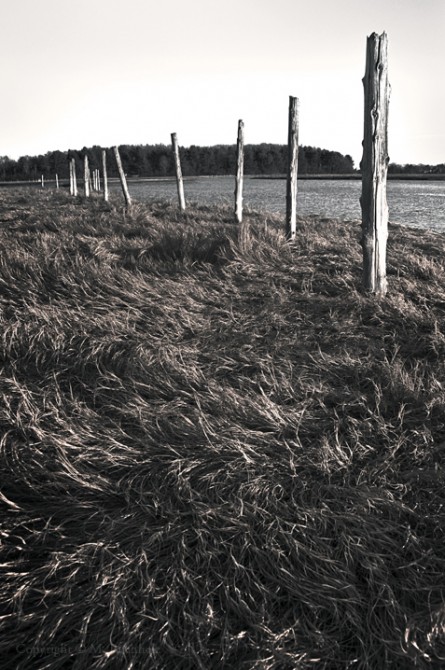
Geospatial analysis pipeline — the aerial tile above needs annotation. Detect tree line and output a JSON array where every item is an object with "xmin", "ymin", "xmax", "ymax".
[
  {"xmin": 1, "ymin": 144, "xmax": 441, "ymax": 182},
  {"xmin": 0, "ymin": 143, "xmax": 356, "ymax": 181},
  {"xmin": 388, "ymin": 162, "xmax": 445, "ymax": 175}
]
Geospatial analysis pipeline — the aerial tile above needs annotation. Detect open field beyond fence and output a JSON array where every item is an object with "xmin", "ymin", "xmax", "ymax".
[{"xmin": 1, "ymin": 189, "xmax": 445, "ymax": 668}]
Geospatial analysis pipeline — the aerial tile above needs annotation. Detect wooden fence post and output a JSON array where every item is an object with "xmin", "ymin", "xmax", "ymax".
[
  {"xmin": 286, "ymin": 96, "xmax": 299, "ymax": 240},
  {"xmin": 84, "ymin": 155, "xmax": 90, "ymax": 197},
  {"xmin": 69, "ymin": 161, "xmax": 73, "ymax": 195},
  {"xmin": 71, "ymin": 158, "xmax": 78, "ymax": 196},
  {"xmin": 41, "ymin": 175, "xmax": 44, "ymax": 188},
  {"xmin": 55, "ymin": 173, "xmax": 59, "ymax": 190},
  {"xmin": 102, "ymin": 149, "xmax": 109, "ymax": 202},
  {"xmin": 113, "ymin": 146, "xmax": 132, "ymax": 208},
  {"xmin": 360, "ymin": 32, "xmax": 390, "ymax": 295},
  {"xmin": 171, "ymin": 133, "xmax": 186, "ymax": 211},
  {"xmin": 235, "ymin": 119, "xmax": 244, "ymax": 224}
]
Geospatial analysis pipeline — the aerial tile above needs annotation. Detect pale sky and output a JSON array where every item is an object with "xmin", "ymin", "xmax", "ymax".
[{"xmin": 3, "ymin": 0, "xmax": 444, "ymax": 166}]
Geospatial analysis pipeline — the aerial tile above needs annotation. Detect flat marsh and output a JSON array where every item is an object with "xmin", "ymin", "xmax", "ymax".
[{"xmin": 1, "ymin": 189, "xmax": 445, "ymax": 669}]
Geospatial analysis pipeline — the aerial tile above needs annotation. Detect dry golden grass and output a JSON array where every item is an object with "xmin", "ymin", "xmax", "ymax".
[{"xmin": 1, "ymin": 188, "xmax": 445, "ymax": 668}]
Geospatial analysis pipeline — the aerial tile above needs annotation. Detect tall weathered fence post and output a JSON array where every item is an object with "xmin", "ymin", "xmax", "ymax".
[
  {"xmin": 102, "ymin": 149, "xmax": 109, "ymax": 202},
  {"xmin": 286, "ymin": 96, "xmax": 299, "ymax": 240},
  {"xmin": 360, "ymin": 32, "xmax": 390, "ymax": 295},
  {"xmin": 171, "ymin": 133, "xmax": 186, "ymax": 211},
  {"xmin": 235, "ymin": 119, "xmax": 244, "ymax": 224},
  {"xmin": 84, "ymin": 155, "xmax": 90, "ymax": 197},
  {"xmin": 113, "ymin": 146, "xmax": 132, "ymax": 208}
]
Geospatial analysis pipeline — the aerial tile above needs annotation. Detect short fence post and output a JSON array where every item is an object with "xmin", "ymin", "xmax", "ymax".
[
  {"xmin": 171, "ymin": 133, "xmax": 186, "ymax": 211},
  {"xmin": 71, "ymin": 158, "xmax": 78, "ymax": 196},
  {"xmin": 102, "ymin": 149, "xmax": 109, "ymax": 202},
  {"xmin": 235, "ymin": 119, "xmax": 244, "ymax": 224},
  {"xmin": 69, "ymin": 161, "xmax": 73, "ymax": 195},
  {"xmin": 360, "ymin": 31, "xmax": 390, "ymax": 296},
  {"xmin": 55, "ymin": 173, "xmax": 59, "ymax": 190},
  {"xmin": 286, "ymin": 96, "xmax": 299, "ymax": 240},
  {"xmin": 41, "ymin": 175, "xmax": 44, "ymax": 188},
  {"xmin": 113, "ymin": 146, "xmax": 132, "ymax": 208},
  {"xmin": 84, "ymin": 155, "xmax": 90, "ymax": 197}
]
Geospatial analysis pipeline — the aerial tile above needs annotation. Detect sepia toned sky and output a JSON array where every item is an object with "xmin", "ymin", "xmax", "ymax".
[{"xmin": 2, "ymin": 0, "xmax": 444, "ymax": 166}]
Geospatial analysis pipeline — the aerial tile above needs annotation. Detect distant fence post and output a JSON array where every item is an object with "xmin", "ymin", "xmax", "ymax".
[
  {"xmin": 41, "ymin": 175, "xmax": 44, "ymax": 188},
  {"xmin": 171, "ymin": 133, "xmax": 186, "ymax": 211},
  {"xmin": 69, "ymin": 161, "xmax": 73, "ymax": 195},
  {"xmin": 360, "ymin": 32, "xmax": 390, "ymax": 296},
  {"xmin": 55, "ymin": 173, "xmax": 59, "ymax": 190},
  {"xmin": 102, "ymin": 149, "xmax": 109, "ymax": 202},
  {"xmin": 235, "ymin": 119, "xmax": 244, "ymax": 224},
  {"xmin": 286, "ymin": 96, "xmax": 299, "ymax": 240},
  {"xmin": 70, "ymin": 158, "xmax": 78, "ymax": 196},
  {"xmin": 113, "ymin": 146, "xmax": 132, "ymax": 208},
  {"xmin": 84, "ymin": 155, "xmax": 90, "ymax": 197}
]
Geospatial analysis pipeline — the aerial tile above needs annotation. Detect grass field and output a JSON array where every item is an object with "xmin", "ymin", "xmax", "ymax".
[{"xmin": 1, "ymin": 188, "xmax": 445, "ymax": 669}]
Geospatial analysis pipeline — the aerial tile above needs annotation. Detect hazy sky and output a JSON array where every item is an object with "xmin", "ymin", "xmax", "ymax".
[{"xmin": 3, "ymin": 0, "xmax": 444, "ymax": 166}]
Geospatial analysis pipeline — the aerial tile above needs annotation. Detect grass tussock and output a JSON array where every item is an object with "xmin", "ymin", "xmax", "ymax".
[{"xmin": 1, "ymin": 188, "xmax": 445, "ymax": 668}]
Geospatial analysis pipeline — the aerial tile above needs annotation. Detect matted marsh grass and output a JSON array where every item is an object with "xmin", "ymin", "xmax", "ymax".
[{"xmin": 1, "ymin": 189, "xmax": 445, "ymax": 668}]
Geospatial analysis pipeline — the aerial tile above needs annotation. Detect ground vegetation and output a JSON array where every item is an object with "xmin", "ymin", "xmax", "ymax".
[{"xmin": 1, "ymin": 189, "xmax": 445, "ymax": 668}]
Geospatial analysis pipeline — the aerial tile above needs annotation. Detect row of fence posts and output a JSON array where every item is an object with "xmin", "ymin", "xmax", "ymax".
[
  {"xmin": 61, "ymin": 101, "xmax": 299, "ymax": 232},
  {"xmin": 41, "ymin": 32, "xmax": 388, "ymax": 295}
]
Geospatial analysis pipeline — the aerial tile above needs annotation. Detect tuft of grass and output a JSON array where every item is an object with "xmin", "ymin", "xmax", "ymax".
[{"xmin": 1, "ymin": 189, "xmax": 445, "ymax": 668}]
